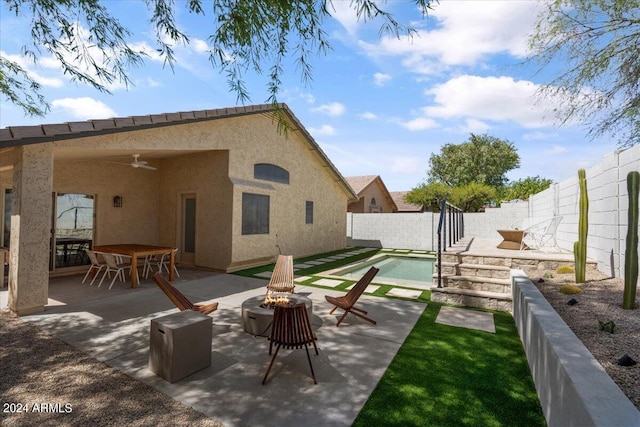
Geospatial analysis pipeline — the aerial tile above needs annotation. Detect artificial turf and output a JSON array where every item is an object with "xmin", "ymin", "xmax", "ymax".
[{"xmin": 353, "ymin": 302, "xmax": 546, "ymax": 426}]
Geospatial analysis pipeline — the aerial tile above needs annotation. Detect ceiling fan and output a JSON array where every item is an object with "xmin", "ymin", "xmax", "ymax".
[{"xmin": 108, "ymin": 154, "xmax": 157, "ymax": 170}]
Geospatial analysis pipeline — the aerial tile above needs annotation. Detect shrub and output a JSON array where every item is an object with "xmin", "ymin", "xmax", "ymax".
[
  {"xmin": 559, "ymin": 284, "xmax": 583, "ymax": 295},
  {"xmin": 556, "ymin": 265, "xmax": 575, "ymax": 274}
]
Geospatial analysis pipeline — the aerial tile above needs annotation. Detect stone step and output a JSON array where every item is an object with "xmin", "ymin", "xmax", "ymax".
[
  {"xmin": 439, "ymin": 275, "xmax": 511, "ymax": 293},
  {"xmin": 457, "ymin": 263, "xmax": 511, "ymax": 279},
  {"xmin": 431, "ymin": 286, "xmax": 512, "ymax": 312}
]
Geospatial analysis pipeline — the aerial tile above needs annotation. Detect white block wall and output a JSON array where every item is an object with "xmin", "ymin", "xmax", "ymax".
[
  {"xmin": 347, "ymin": 212, "xmax": 436, "ymax": 250},
  {"xmin": 345, "ymin": 144, "xmax": 639, "ymax": 278}
]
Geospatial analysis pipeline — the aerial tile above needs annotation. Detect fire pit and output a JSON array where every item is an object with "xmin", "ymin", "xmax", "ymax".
[{"xmin": 241, "ymin": 294, "xmax": 313, "ymax": 337}]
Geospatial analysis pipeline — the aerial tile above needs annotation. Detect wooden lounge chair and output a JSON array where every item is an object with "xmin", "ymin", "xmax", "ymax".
[
  {"xmin": 151, "ymin": 272, "xmax": 218, "ymax": 315},
  {"xmin": 325, "ymin": 266, "xmax": 379, "ymax": 327},
  {"xmin": 266, "ymin": 254, "xmax": 295, "ymax": 294},
  {"xmin": 263, "ymin": 302, "xmax": 319, "ymax": 385}
]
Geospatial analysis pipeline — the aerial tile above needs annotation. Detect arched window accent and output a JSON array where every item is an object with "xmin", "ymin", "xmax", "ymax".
[
  {"xmin": 370, "ymin": 197, "xmax": 377, "ymax": 206},
  {"xmin": 254, "ymin": 163, "xmax": 290, "ymax": 184}
]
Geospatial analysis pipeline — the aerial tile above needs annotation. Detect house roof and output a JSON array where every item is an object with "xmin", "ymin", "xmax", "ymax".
[
  {"xmin": 0, "ymin": 103, "xmax": 358, "ymax": 201},
  {"xmin": 390, "ymin": 191, "xmax": 424, "ymax": 212},
  {"xmin": 345, "ymin": 175, "xmax": 398, "ymax": 211}
]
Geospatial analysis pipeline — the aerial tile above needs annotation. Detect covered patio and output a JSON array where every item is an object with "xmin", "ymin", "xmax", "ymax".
[{"xmin": 1, "ymin": 269, "xmax": 426, "ymax": 426}]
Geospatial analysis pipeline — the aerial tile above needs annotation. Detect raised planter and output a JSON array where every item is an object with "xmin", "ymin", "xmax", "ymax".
[{"xmin": 511, "ymin": 270, "xmax": 640, "ymax": 427}]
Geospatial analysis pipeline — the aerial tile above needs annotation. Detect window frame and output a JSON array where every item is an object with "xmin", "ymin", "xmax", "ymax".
[
  {"xmin": 305, "ymin": 201, "xmax": 314, "ymax": 224},
  {"xmin": 242, "ymin": 193, "xmax": 270, "ymax": 235},
  {"xmin": 254, "ymin": 163, "xmax": 290, "ymax": 185}
]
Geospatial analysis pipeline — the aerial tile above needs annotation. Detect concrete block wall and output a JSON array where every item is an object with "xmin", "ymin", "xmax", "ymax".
[
  {"xmin": 347, "ymin": 212, "xmax": 435, "ymax": 250},
  {"xmin": 345, "ymin": 145, "xmax": 639, "ymax": 278},
  {"xmin": 511, "ymin": 271, "xmax": 640, "ymax": 426},
  {"xmin": 464, "ymin": 201, "xmax": 529, "ymax": 239}
]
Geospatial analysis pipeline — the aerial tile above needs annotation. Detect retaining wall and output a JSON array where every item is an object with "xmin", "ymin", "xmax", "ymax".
[{"xmin": 511, "ymin": 270, "xmax": 640, "ymax": 427}]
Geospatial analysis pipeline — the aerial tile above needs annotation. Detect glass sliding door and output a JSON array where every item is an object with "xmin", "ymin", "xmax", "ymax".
[{"xmin": 50, "ymin": 193, "xmax": 95, "ymax": 271}]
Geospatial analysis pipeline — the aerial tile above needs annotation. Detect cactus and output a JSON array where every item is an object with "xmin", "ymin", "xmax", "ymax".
[
  {"xmin": 574, "ymin": 169, "xmax": 588, "ymax": 283},
  {"xmin": 623, "ymin": 171, "xmax": 639, "ymax": 309}
]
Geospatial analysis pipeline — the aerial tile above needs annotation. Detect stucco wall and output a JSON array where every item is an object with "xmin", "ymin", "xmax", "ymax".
[
  {"xmin": 158, "ymin": 151, "xmax": 233, "ymax": 270},
  {"xmin": 4, "ymin": 111, "xmax": 351, "ymax": 275},
  {"xmin": 347, "ymin": 212, "xmax": 436, "ymax": 250},
  {"xmin": 53, "ymin": 159, "xmax": 160, "ymax": 246}
]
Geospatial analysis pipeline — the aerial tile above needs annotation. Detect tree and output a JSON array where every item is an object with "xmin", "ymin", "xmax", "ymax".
[
  {"xmin": 504, "ymin": 176, "xmax": 553, "ymax": 201},
  {"xmin": 428, "ymin": 134, "xmax": 520, "ymax": 189},
  {"xmin": 529, "ymin": 0, "xmax": 640, "ymax": 147},
  {"xmin": 450, "ymin": 183, "xmax": 497, "ymax": 213},
  {"xmin": 405, "ymin": 182, "xmax": 451, "ymax": 212},
  {"xmin": 1, "ymin": 0, "xmax": 435, "ymax": 117}
]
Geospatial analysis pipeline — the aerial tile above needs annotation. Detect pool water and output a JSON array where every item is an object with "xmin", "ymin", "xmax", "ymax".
[{"xmin": 336, "ymin": 255, "xmax": 434, "ymax": 285}]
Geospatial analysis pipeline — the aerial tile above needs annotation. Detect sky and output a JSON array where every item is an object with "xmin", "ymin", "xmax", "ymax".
[{"xmin": 0, "ymin": 0, "xmax": 623, "ymax": 191}]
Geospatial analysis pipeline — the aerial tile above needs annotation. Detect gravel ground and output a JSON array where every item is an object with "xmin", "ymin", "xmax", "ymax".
[
  {"xmin": 534, "ymin": 270, "xmax": 640, "ymax": 410},
  {"xmin": 0, "ymin": 310, "xmax": 224, "ymax": 427}
]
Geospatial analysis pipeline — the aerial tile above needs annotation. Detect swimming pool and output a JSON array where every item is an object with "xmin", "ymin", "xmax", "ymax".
[{"xmin": 333, "ymin": 254, "xmax": 434, "ymax": 287}]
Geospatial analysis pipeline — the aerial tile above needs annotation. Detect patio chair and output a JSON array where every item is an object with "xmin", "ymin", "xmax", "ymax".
[
  {"xmin": 325, "ymin": 266, "xmax": 379, "ymax": 327},
  {"xmin": 151, "ymin": 272, "xmax": 218, "ymax": 315},
  {"xmin": 144, "ymin": 248, "xmax": 180, "ymax": 279},
  {"xmin": 82, "ymin": 250, "xmax": 106, "ymax": 286},
  {"xmin": 520, "ymin": 216, "xmax": 563, "ymax": 253},
  {"xmin": 262, "ymin": 302, "xmax": 318, "ymax": 385},
  {"xmin": 266, "ymin": 254, "xmax": 294, "ymax": 294},
  {"xmin": 98, "ymin": 253, "xmax": 139, "ymax": 289}
]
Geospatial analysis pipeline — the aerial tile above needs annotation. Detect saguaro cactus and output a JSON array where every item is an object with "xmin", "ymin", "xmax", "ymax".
[
  {"xmin": 623, "ymin": 171, "xmax": 639, "ymax": 309},
  {"xmin": 574, "ymin": 169, "xmax": 588, "ymax": 283}
]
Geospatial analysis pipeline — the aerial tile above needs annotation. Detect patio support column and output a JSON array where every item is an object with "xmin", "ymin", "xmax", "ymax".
[{"xmin": 8, "ymin": 144, "xmax": 53, "ymax": 314}]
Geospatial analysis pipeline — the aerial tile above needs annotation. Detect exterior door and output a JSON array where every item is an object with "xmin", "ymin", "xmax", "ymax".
[{"xmin": 181, "ymin": 194, "xmax": 196, "ymax": 266}]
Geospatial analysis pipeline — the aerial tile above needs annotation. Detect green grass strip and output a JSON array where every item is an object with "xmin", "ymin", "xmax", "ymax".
[{"xmin": 353, "ymin": 303, "xmax": 546, "ymax": 427}]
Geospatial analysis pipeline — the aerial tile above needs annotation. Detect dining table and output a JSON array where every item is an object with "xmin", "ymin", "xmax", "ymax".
[{"xmin": 92, "ymin": 244, "xmax": 176, "ymax": 288}]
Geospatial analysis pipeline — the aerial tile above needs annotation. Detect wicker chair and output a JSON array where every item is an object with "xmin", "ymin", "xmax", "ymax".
[{"xmin": 263, "ymin": 302, "xmax": 318, "ymax": 384}]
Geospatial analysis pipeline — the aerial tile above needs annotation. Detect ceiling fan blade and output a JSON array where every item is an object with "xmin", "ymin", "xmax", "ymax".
[
  {"xmin": 138, "ymin": 164, "xmax": 157, "ymax": 170},
  {"xmin": 105, "ymin": 160, "xmax": 133, "ymax": 166}
]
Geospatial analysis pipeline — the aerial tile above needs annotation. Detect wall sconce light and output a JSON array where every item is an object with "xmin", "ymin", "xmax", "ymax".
[{"xmin": 113, "ymin": 195, "xmax": 122, "ymax": 208}]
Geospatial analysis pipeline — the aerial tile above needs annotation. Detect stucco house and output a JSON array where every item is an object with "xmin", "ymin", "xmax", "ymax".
[
  {"xmin": 390, "ymin": 191, "xmax": 424, "ymax": 213},
  {"xmin": 345, "ymin": 175, "xmax": 397, "ymax": 213},
  {"xmin": 0, "ymin": 103, "xmax": 357, "ymax": 314}
]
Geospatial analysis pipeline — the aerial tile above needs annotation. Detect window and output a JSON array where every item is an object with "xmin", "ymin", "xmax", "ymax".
[
  {"xmin": 254, "ymin": 163, "xmax": 289, "ymax": 184},
  {"xmin": 242, "ymin": 193, "xmax": 270, "ymax": 235},
  {"xmin": 371, "ymin": 197, "xmax": 377, "ymax": 206},
  {"xmin": 305, "ymin": 201, "xmax": 314, "ymax": 224}
]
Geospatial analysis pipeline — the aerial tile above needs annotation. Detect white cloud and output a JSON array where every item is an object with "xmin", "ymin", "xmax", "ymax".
[
  {"xmin": 390, "ymin": 156, "xmax": 423, "ymax": 174},
  {"xmin": 51, "ymin": 97, "xmax": 117, "ymax": 120},
  {"xmin": 399, "ymin": 117, "xmax": 438, "ymax": 131},
  {"xmin": 544, "ymin": 145, "xmax": 569, "ymax": 154},
  {"xmin": 191, "ymin": 38, "xmax": 210, "ymax": 54},
  {"xmin": 360, "ymin": 1, "xmax": 541, "ymax": 72},
  {"xmin": 373, "ymin": 72, "xmax": 392, "ymax": 86},
  {"xmin": 458, "ymin": 118, "xmax": 491, "ymax": 134},
  {"xmin": 522, "ymin": 131, "xmax": 560, "ymax": 141},
  {"xmin": 358, "ymin": 112, "xmax": 378, "ymax": 120},
  {"xmin": 423, "ymin": 75, "xmax": 557, "ymax": 128},
  {"xmin": 309, "ymin": 124, "xmax": 336, "ymax": 136},
  {"xmin": 1, "ymin": 51, "xmax": 64, "ymax": 88},
  {"xmin": 328, "ymin": 1, "xmax": 361, "ymax": 34},
  {"xmin": 311, "ymin": 102, "xmax": 346, "ymax": 116}
]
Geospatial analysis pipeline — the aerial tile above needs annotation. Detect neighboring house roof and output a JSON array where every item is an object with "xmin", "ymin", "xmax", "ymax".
[
  {"xmin": 0, "ymin": 103, "xmax": 358, "ymax": 201},
  {"xmin": 390, "ymin": 191, "xmax": 424, "ymax": 212},
  {"xmin": 345, "ymin": 175, "xmax": 398, "ymax": 211}
]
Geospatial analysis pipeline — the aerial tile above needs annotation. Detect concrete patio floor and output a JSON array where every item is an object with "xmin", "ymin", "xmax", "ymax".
[{"xmin": 2, "ymin": 269, "xmax": 427, "ymax": 427}]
